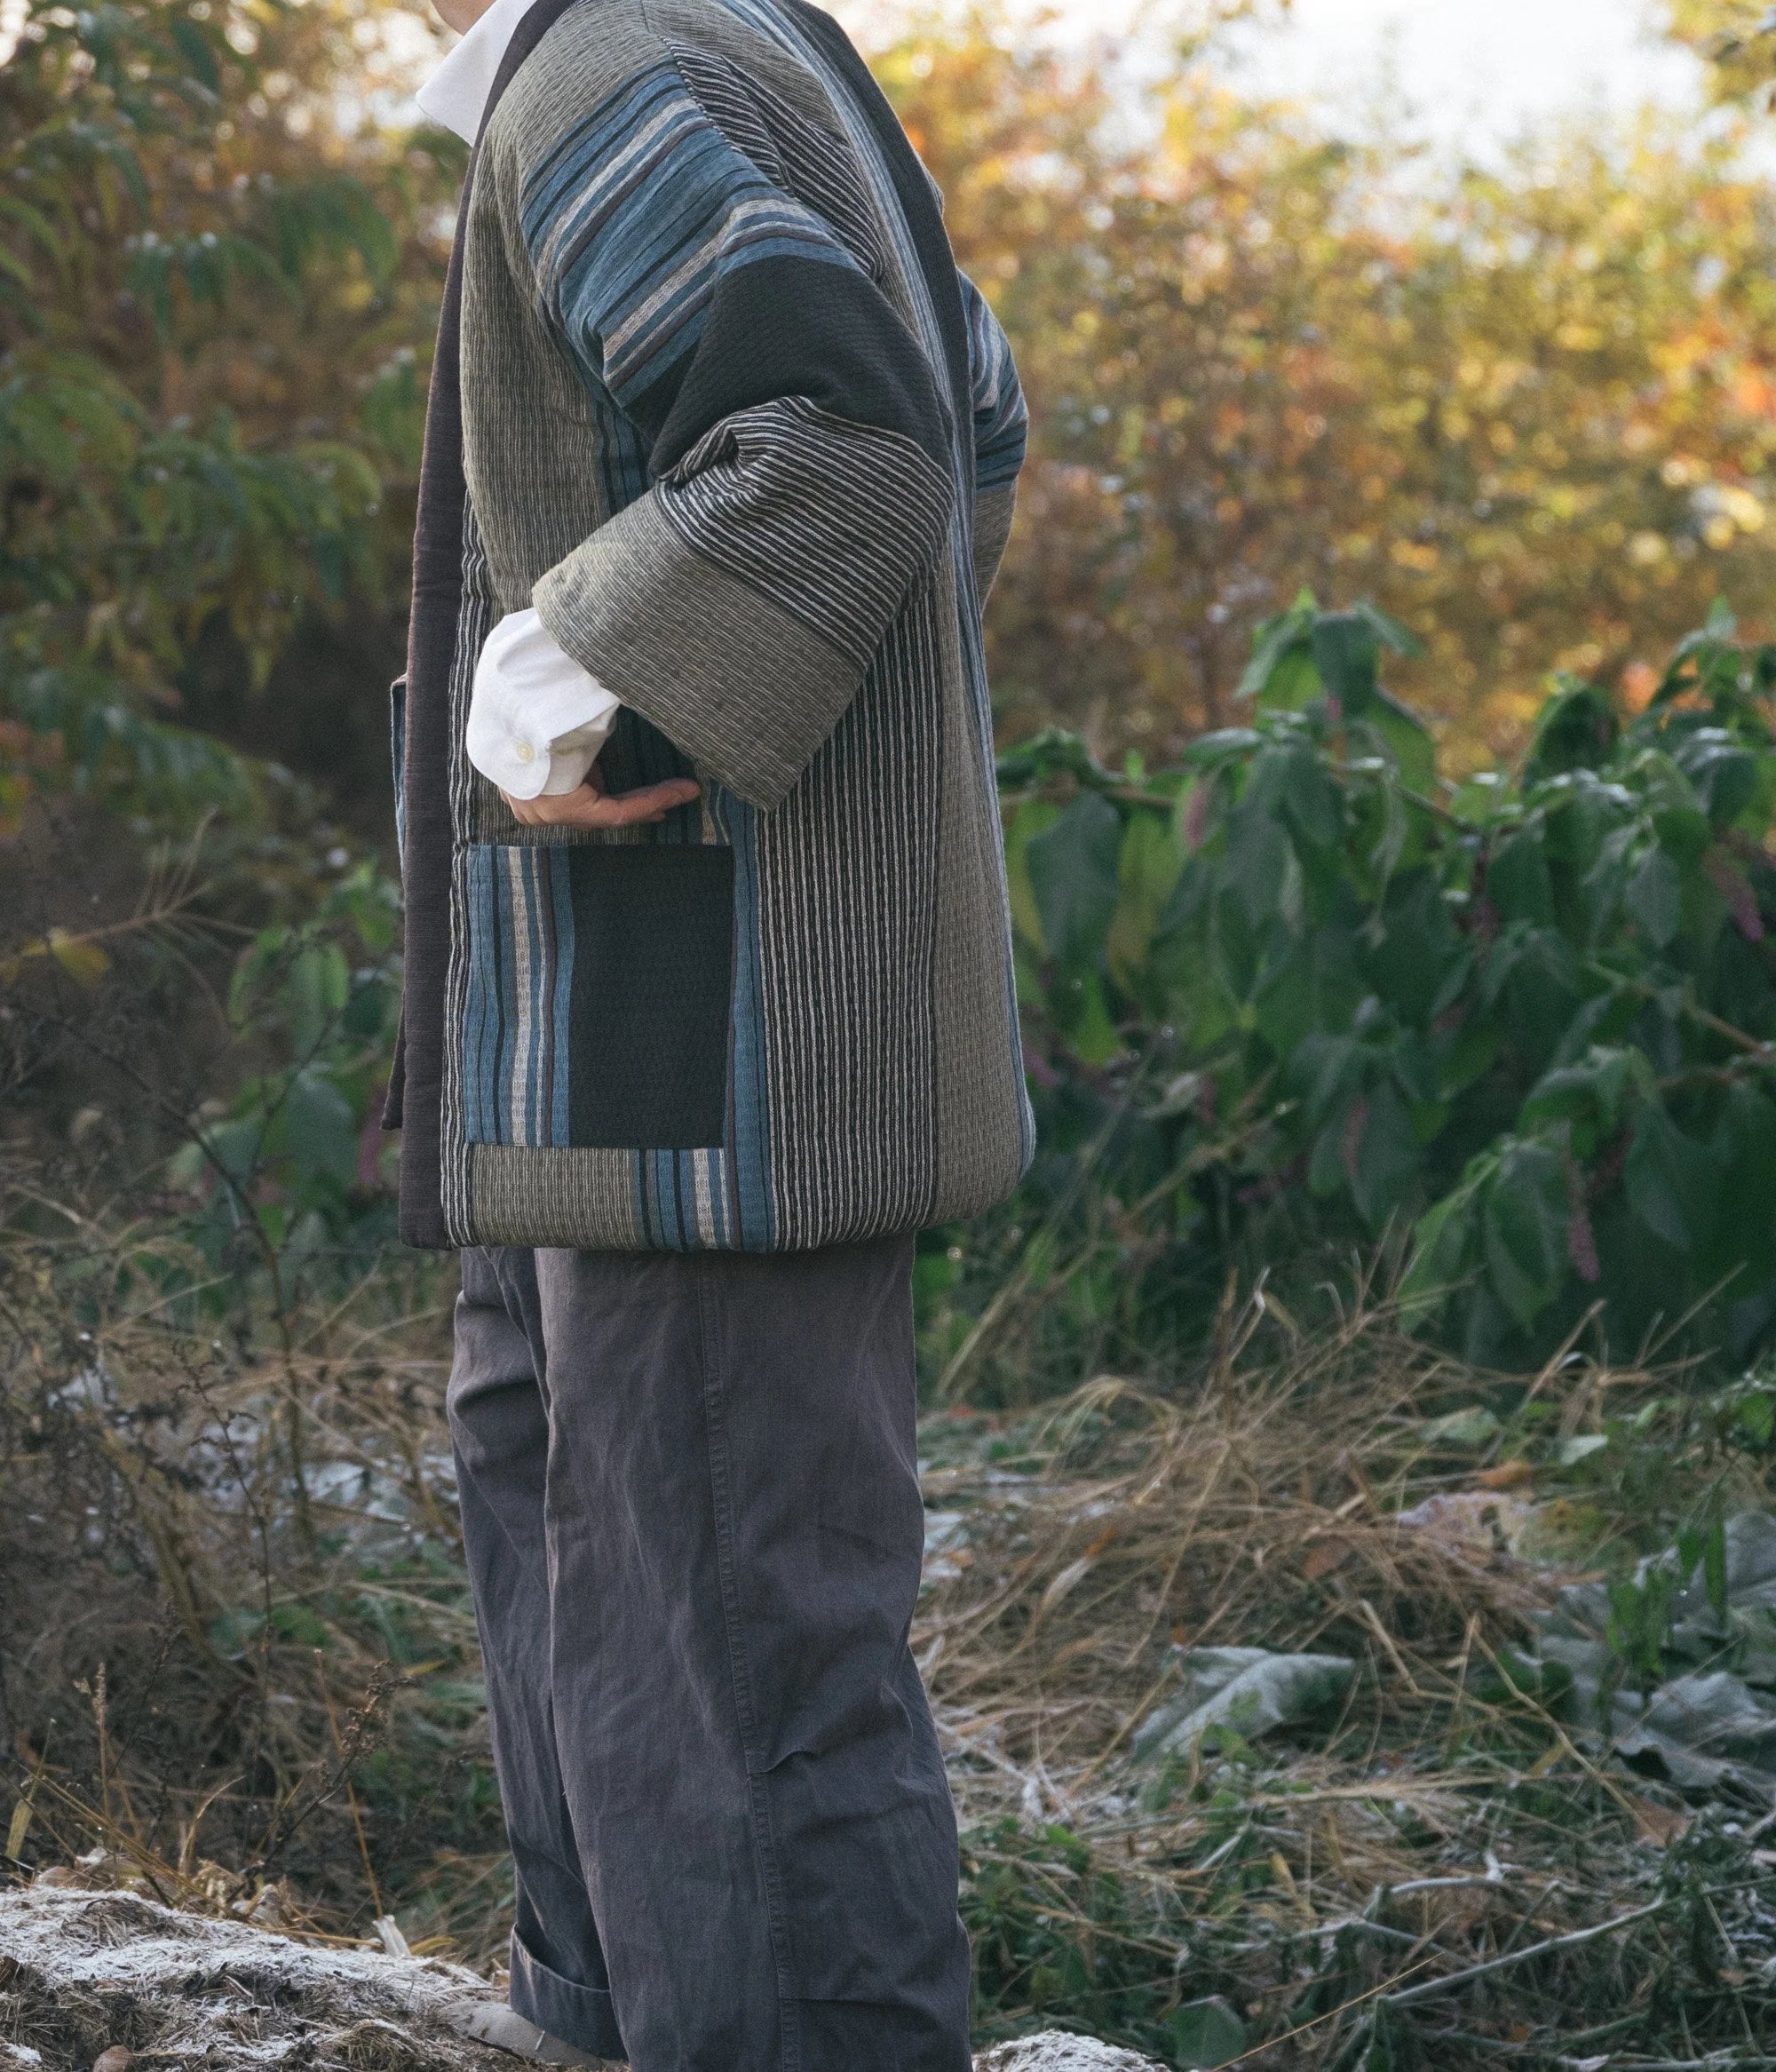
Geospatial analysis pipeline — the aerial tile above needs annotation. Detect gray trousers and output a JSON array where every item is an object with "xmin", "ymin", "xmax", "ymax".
[{"xmin": 448, "ymin": 1239, "xmax": 971, "ymax": 2072}]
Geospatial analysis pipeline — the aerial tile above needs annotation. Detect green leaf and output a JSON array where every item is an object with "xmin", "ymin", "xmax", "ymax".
[
  {"xmin": 1423, "ymin": 1405, "xmax": 1504, "ymax": 1448},
  {"xmin": 1236, "ymin": 599, "xmax": 1317, "ymax": 703},
  {"xmin": 1186, "ymin": 727, "xmax": 1265, "ymax": 766},
  {"xmin": 1496, "ymin": 927, "xmax": 1587, "ymax": 1067},
  {"xmin": 1487, "ymin": 831, "xmax": 1555, "ymax": 926},
  {"xmin": 1352, "ymin": 598, "xmax": 1427, "ymax": 657},
  {"xmin": 1170, "ymin": 1997, "xmax": 1249, "ymax": 2070},
  {"xmin": 996, "ymin": 727, "xmax": 1117, "ymax": 791},
  {"xmin": 1525, "ymin": 679, "xmax": 1620, "ymax": 782},
  {"xmin": 1025, "ymin": 792, "xmax": 1123, "ymax": 971},
  {"xmin": 1051, "ymin": 970, "xmax": 1122, "ymax": 1065},
  {"xmin": 1003, "ymin": 799, "xmax": 1061, "ymax": 952},
  {"xmin": 1519, "ymin": 1044, "xmax": 1650, "ymax": 1151},
  {"xmin": 1685, "ymin": 740, "xmax": 1760, "ymax": 828},
  {"xmin": 1578, "ymin": 822, "xmax": 1637, "ymax": 940},
  {"xmin": 1133, "ymin": 1647, "xmax": 1355, "ymax": 1760},
  {"xmin": 269, "ymin": 1601, "xmax": 333, "ymax": 1647},
  {"xmin": 285, "ymin": 941, "xmax": 351, "ymax": 1057},
  {"xmin": 1363, "ymin": 690, "xmax": 1438, "ymax": 794},
  {"xmin": 1438, "ymin": 1009, "xmax": 1502, "ymax": 1099},
  {"xmin": 1641, "ymin": 757, "xmax": 1712, "ymax": 862},
  {"xmin": 1730, "ymin": 1385, "xmax": 1776, "ymax": 1452},
  {"xmin": 1311, "ymin": 609, "xmax": 1380, "ymax": 717},
  {"xmin": 1251, "ymin": 642, "xmax": 1323, "ymax": 713},
  {"xmin": 1365, "ymin": 870, "xmax": 1457, "ymax": 1020},
  {"xmin": 1277, "ymin": 742, "xmax": 1344, "ymax": 851},
  {"xmin": 1625, "ymin": 845, "xmax": 1684, "ymax": 948},
  {"xmin": 1653, "ymin": 604, "xmax": 1739, "ymax": 705},
  {"xmin": 1555, "ymin": 1433, "xmax": 1609, "ymax": 1466},
  {"xmin": 1625, "ymin": 1107, "xmax": 1721, "ymax": 1255},
  {"xmin": 1350, "ymin": 1079, "xmax": 1419, "ymax": 1229},
  {"xmin": 280, "ymin": 1065, "xmax": 360, "ymax": 1193},
  {"xmin": 1224, "ymin": 797, "xmax": 1296, "ymax": 925},
  {"xmin": 1703, "ymin": 1512, "xmax": 1730, "ymax": 1624},
  {"xmin": 1400, "ymin": 1161, "xmax": 1494, "ymax": 1319},
  {"xmin": 1481, "ymin": 1139, "xmax": 1568, "ymax": 1328},
  {"xmin": 209, "ymin": 1608, "xmax": 267, "ymax": 1659},
  {"xmin": 1107, "ymin": 809, "xmax": 1185, "ymax": 984}
]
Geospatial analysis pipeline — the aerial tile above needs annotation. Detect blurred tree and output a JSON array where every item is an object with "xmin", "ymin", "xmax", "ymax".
[
  {"xmin": 10, "ymin": 0, "xmax": 1776, "ymax": 806},
  {"xmin": 1663, "ymin": 0, "xmax": 1776, "ymax": 100},
  {"xmin": 0, "ymin": 0, "xmax": 459, "ymax": 832},
  {"xmin": 883, "ymin": 14, "xmax": 1776, "ymax": 767}
]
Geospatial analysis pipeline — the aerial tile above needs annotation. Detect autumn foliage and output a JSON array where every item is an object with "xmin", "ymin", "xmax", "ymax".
[
  {"xmin": 8, "ymin": 1, "xmax": 1776, "ymax": 792},
  {"xmin": 881, "ymin": 10, "xmax": 1776, "ymax": 767}
]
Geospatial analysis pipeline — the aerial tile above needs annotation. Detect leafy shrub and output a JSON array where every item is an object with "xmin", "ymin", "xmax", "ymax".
[
  {"xmin": 997, "ymin": 599, "xmax": 1776, "ymax": 1372},
  {"xmin": 165, "ymin": 861, "xmax": 404, "ymax": 1283},
  {"xmin": 0, "ymin": 0, "xmax": 450, "ymax": 833}
]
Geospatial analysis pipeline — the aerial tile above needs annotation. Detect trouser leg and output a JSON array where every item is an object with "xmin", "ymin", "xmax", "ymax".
[
  {"xmin": 448, "ymin": 1247, "xmax": 627, "ymax": 2060},
  {"xmin": 531, "ymin": 1236, "xmax": 971, "ymax": 2072}
]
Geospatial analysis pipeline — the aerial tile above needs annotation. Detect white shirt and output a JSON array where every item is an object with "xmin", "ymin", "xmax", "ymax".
[{"xmin": 420, "ymin": 0, "xmax": 622, "ymax": 802}]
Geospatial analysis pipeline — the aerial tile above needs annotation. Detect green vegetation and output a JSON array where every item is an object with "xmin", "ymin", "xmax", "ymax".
[
  {"xmin": 954, "ymin": 604, "xmax": 1776, "ymax": 1393},
  {"xmin": 0, "ymin": 0, "xmax": 451, "ymax": 836}
]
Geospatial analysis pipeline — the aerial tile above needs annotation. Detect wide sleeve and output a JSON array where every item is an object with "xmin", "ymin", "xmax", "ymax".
[
  {"xmin": 958, "ymin": 271, "xmax": 1027, "ymax": 600},
  {"xmin": 518, "ymin": 60, "xmax": 957, "ymax": 811}
]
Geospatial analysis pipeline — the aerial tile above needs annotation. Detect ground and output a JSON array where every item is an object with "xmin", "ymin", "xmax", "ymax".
[{"xmin": 0, "ymin": 1885, "xmax": 1159, "ymax": 2072}]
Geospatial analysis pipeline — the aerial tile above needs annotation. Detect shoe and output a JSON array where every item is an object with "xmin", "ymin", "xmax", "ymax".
[{"xmin": 447, "ymin": 2001, "xmax": 625, "ymax": 2068}]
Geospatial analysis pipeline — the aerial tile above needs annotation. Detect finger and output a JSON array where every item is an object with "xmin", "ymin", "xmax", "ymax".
[
  {"xmin": 583, "ymin": 779, "xmax": 703, "ymax": 828},
  {"xmin": 503, "ymin": 788, "xmax": 599, "ymax": 827},
  {"xmin": 500, "ymin": 777, "xmax": 699, "ymax": 829}
]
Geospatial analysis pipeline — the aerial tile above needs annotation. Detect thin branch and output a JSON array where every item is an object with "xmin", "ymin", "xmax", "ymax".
[{"xmin": 1377, "ymin": 1896, "xmax": 1666, "ymax": 2010}]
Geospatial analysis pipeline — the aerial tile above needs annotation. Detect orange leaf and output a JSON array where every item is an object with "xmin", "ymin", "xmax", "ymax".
[{"xmin": 1475, "ymin": 1460, "xmax": 1535, "ymax": 1491}]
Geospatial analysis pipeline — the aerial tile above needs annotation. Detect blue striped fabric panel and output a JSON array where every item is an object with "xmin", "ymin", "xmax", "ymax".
[
  {"xmin": 461, "ymin": 844, "xmax": 575, "ymax": 1147},
  {"xmin": 521, "ymin": 58, "xmax": 860, "ymax": 414}
]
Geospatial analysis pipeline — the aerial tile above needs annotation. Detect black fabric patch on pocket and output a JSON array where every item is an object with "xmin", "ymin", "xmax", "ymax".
[{"xmin": 566, "ymin": 844, "xmax": 734, "ymax": 1150}]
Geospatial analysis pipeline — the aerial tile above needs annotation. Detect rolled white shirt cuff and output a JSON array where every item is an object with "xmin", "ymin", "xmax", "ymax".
[{"xmin": 464, "ymin": 607, "xmax": 623, "ymax": 800}]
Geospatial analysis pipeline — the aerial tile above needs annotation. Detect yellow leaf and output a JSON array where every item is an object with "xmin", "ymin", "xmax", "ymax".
[{"xmin": 48, "ymin": 931, "xmax": 110, "ymax": 986}]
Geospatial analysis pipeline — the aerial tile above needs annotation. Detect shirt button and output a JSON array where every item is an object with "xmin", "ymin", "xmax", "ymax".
[{"xmin": 514, "ymin": 741, "xmax": 535, "ymax": 763}]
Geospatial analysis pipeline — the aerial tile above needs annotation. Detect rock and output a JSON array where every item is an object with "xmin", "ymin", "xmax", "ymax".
[
  {"xmin": 976, "ymin": 2040, "xmax": 1165, "ymax": 2072},
  {"xmin": 0, "ymin": 1886, "xmax": 1163, "ymax": 2072},
  {"xmin": 0, "ymin": 1886, "xmax": 493, "ymax": 2072}
]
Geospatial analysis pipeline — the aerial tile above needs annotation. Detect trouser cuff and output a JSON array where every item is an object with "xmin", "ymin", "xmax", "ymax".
[{"xmin": 508, "ymin": 1928, "xmax": 627, "ymax": 2060}]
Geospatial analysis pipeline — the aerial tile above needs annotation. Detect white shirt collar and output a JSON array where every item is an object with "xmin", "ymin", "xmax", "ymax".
[{"xmin": 416, "ymin": 0, "xmax": 547, "ymax": 145}]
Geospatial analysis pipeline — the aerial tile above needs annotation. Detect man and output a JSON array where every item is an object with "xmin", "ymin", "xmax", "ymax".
[{"xmin": 387, "ymin": 0, "xmax": 1030, "ymax": 2064}]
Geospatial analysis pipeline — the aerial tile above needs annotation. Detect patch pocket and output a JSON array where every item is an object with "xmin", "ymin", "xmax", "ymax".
[{"xmin": 462, "ymin": 843, "xmax": 734, "ymax": 1152}]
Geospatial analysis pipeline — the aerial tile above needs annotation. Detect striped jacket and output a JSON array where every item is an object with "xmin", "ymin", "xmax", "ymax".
[{"xmin": 389, "ymin": 0, "xmax": 1033, "ymax": 1251}]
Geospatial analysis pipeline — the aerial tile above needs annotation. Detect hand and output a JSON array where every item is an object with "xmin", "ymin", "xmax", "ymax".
[{"xmin": 502, "ymin": 765, "xmax": 702, "ymax": 830}]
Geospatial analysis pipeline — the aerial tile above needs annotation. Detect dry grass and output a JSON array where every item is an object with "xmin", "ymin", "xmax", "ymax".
[
  {"xmin": 924, "ymin": 1323, "xmax": 1547, "ymax": 1787},
  {"xmin": 5, "ymin": 1229, "xmax": 1776, "ymax": 2066},
  {"xmin": 915, "ymin": 1296, "xmax": 1776, "ymax": 2063},
  {"xmin": 0, "ymin": 1219, "xmax": 481, "ymax": 1949}
]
